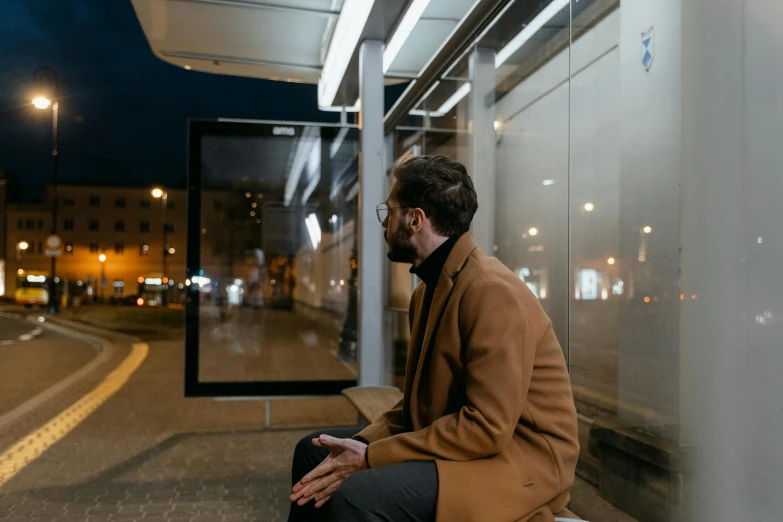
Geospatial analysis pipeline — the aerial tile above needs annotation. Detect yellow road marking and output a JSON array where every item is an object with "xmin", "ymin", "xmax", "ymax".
[{"xmin": 0, "ymin": 342, "xmax": 149, "ymax": 487}]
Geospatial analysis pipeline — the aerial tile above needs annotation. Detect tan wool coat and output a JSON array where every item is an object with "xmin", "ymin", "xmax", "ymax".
[{"xmin": 355, "ymin": 234, "xmax": 579, "ymax": 522}]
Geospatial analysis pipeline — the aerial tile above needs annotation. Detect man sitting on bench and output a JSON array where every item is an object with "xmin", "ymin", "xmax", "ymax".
[{"xmin": 288, "ymin": 155, "xmax": 580, "ymax": 522}]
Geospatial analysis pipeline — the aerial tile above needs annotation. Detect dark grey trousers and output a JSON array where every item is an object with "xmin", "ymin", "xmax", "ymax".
[{"xmin": 287, "ymin": 427, "xmax": 438, "ymax": 522}]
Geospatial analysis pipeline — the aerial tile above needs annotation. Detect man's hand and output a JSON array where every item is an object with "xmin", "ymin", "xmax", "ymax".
[{"xmin": 290, "ymin": 435, "xmax": 368, "ymax": 508}]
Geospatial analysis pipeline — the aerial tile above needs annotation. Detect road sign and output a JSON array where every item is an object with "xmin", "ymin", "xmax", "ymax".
[{"xmin": 44, "ymin": 235, "xmax": 63, "ymax": 257}]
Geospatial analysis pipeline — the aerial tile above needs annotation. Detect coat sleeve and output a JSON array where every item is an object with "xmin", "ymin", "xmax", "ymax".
[
  {"xmin": 353, "ymin": 284, "xmax": 423, "ymax": 444},
  {"xmin": 352, "ymin": 398, "xmax": 405, "ymax": 443},
  {"xmin": 366, "ymin": 279, "xmax": 535, "ymax": 467}
]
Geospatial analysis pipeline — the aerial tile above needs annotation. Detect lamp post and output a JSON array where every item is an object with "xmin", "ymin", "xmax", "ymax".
[
  {"xmin": 17, "ymin": 241, "xmax": 29, "ymax": 275},
  {"xmin": 98, "ymin": 253, "xmax": 107, "ymax": 303},
  {"xmin": 338, "ymin": 240, "xmax": 358, "ymax": 361},
  {"xmin": 151, "ymin": 188, "xmax": 169, "ymax": 306},
  {"xmin": 32, "ymin": 67, "xmax": 60, "ymax": 314}
]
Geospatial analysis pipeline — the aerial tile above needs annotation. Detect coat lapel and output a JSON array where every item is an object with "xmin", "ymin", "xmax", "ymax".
[
  {"xmin": 410, "ymin": 274, "xmax": 453, "ymax": 423},
  {"xmin": 409, "ymin": 233, "xmax": 479, "ymax": 423},
  {"xmin": 403, "ymin": 288, "xmax": 427, "ymax": 425}
]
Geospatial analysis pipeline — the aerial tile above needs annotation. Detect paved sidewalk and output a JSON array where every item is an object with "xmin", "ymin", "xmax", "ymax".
[
  {"xmin": 0, "ymin": 427, "xmax": 317, "ymax": 522},
  {"xmin": 0, "ymin": 316, "xmax": 636, "ymax": 522}
]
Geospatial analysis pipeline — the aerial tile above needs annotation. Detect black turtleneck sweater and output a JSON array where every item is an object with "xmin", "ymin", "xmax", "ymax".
[{"xmin": 410, "ymin": 235, "xmax": 460, "ymax": 323}]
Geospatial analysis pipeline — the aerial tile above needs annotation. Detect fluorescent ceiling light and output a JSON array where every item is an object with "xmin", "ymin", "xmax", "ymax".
[
  {"xmin": 495, "ymin": 0, "xmax": 569, "ymax": 68},
  {"xmin": 329, "ymin": 157, "xmax": 359, "ymax": 200},
  {"xmin": 302, "ymin": 172, "xmax": 321, "ymax": 205},
  {"xmin": 437, "ymin": 83, "xmax": 471, "ymax": 114},
  {"xmin": 331, "ymin": 127, "xmax": 349, "ymax": 158},
  {"xmin": 305, "ymin": 214, "xmax": 322, "ymax": 250},
  {"xmin": 408, "ymin": 81, "xmax": 442, "ymax": 115},
  {"xmin": 420, "ymin": 80, "xmax": 441, "ymax": 102},
  {"xmin": 320, "ymin": 100, "xmax": 361, "ymax": 112},
  {"xmin": 285, "ymin": 127, "xmax": 320, "ymax": 206},
  {"xmin": 346, "ymin": 181, "xmax": 360, "ymax": 202},
  {"xmin": 402, "ymin": 131, "xmax": 423, "ymax": 149},
  {"xmin": 407, "ymin": 0, "xmax": 565, "ymax": 117},
  {"xmin": 383, "ymin": 0, "xmax": 432, "ymax": 73},
  {"xmin": 302, "ymin": 140, "xmax": 322, "ymax": 204},
  {"xmin": 409, "ymin": 109, "xmax": 441, "ymax": 117},
  {"xmin": 318, "ymin": 0, "xmax": 377, "ymax": 107},
  {"xmin": 409, "ymin": 82, "xmax": 470, "ymax": 118}
]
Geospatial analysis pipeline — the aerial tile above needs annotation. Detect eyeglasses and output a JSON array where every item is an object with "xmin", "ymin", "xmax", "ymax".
[{"xmin": 376, "ymin": 203, "xmax": 409, "ymax": 224}]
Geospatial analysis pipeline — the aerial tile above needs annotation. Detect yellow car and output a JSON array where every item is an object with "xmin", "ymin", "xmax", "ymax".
[{"xmin": 14, "ymin": 286, "xmax": 49, "ymax": 307}]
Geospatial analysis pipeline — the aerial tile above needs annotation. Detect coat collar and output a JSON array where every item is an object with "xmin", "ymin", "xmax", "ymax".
[
  {"xmin": 410, "ymin": 235, "xmax": 459, "ymax": 288},
  {"xmin": 442, "ymin": 232, "xmax": 479, "ymax": 281}
]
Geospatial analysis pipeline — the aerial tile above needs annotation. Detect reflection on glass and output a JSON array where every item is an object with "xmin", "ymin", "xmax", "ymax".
[
  {"xmin": 391, "ymin": 0, "xmax": 783, "ymax": 519},
  {"xmin": 195, "ymin": 124, "xmax": 360, "ymax": 383}
]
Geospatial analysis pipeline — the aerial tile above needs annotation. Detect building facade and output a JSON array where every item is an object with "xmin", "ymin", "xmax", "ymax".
[{"xmin": 1, "ymin": 185, "xmax": 234, "ymax": 301}]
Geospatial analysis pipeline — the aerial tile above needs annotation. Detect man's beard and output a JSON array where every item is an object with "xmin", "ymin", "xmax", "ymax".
[{"xmin": 386, "ymin": 227, "xmax": 417, "ymax": 264}]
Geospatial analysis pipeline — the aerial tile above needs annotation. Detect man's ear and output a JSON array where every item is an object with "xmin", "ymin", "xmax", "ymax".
[{"xmin": 410, "ymin": 208, "xmax": 426, "ymax": 233}]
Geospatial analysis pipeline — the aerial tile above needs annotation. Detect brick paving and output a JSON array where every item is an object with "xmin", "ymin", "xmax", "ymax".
[{"xmin": 0, "ymin": 428, "xmax": 317, "ymax": 522}]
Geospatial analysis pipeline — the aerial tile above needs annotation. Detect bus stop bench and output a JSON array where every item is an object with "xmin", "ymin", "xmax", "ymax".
[
  {"xmin": 342, "ymin": 386, "xmax": 403, "ymax": 423},
  {"xmin": 341, "ymin": 386, "xmax": 585, "ymax": 521}
]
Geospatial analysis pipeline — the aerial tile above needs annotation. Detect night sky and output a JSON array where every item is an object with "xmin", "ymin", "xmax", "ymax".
[{"xmin": 0, "ymin": 1, "xmax": 403, "ymax": 201}]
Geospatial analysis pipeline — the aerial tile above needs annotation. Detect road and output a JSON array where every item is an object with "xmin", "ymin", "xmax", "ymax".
[{"xmin": 0, "ymin": 310, "xmax": 97, "ymax": 417}]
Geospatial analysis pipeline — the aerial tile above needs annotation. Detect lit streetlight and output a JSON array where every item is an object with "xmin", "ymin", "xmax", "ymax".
[
  {"xmin": 32, "ymin": 97, "xmax": 52, "ymax": 109},
  {"xmin": 17, "ymin": 242, "xmax": 29, "ymax": 274},
  {"xmin": 32, "ymin": 66, "xmax": 60, "ymax": 313},
  {"xmin": 584, "ymin": 202, "xmax": 595, "ymax": 212},
  {"xmin": 151, "ymin": 187, "xmax": 170, "ymax": 305},
  {"xmin": 98, "ymin": 253, "xmax": 107, "ymax": 303},
  {"xmin": 528, "ymin": 227, "xmax": 539, "ymax": 237},
  {"xmin": 643, "ymin": 226, "xmax": 652, "ymax": 234}
]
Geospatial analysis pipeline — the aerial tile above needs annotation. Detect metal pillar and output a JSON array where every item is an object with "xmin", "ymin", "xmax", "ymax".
[
  {"xmin": 468, "ymin": 48, "xmax": 497, "ymax": 255},
  {"xmin": 358, "ymin": 39, "xmax": 385, "ymax": 387}
]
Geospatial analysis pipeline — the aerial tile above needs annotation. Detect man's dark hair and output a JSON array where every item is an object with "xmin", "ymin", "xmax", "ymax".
[{"xmin": 393, "ymin": 155, "xmax": 478, "ymax": 237}]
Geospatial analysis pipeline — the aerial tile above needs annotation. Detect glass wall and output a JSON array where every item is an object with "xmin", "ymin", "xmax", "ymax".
[{"xmin": 391, "ymin": 0, "xmax": 783, "ymax": 520}]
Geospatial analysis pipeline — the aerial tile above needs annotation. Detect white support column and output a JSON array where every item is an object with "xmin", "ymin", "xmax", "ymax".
[
  {"xmin": 358, "ymin": 39, "xmax": 385, "ymax": 387},
  {"xmin": 469, "ymin": 47, "xmax": 497, "ymax": 254}
]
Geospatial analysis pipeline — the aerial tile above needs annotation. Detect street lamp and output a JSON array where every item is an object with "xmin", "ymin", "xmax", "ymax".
[
  {"xmin": 151, "ymin": 187, "xmax": 169, "ymax": 305},
  {"xmin": 98, "ymin": 253, "xmax": 107, "ymax": 303},
  {"xmin": 32, "ymin": 66, "xmax": 60, "ymax": 314},
  {"xmin": 32, "ymin": 97, "xmax": 51, "ymax": 109},
  {"xmin": 17, "ymin": 241, "xmax": 29, "ymax": 275}
]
